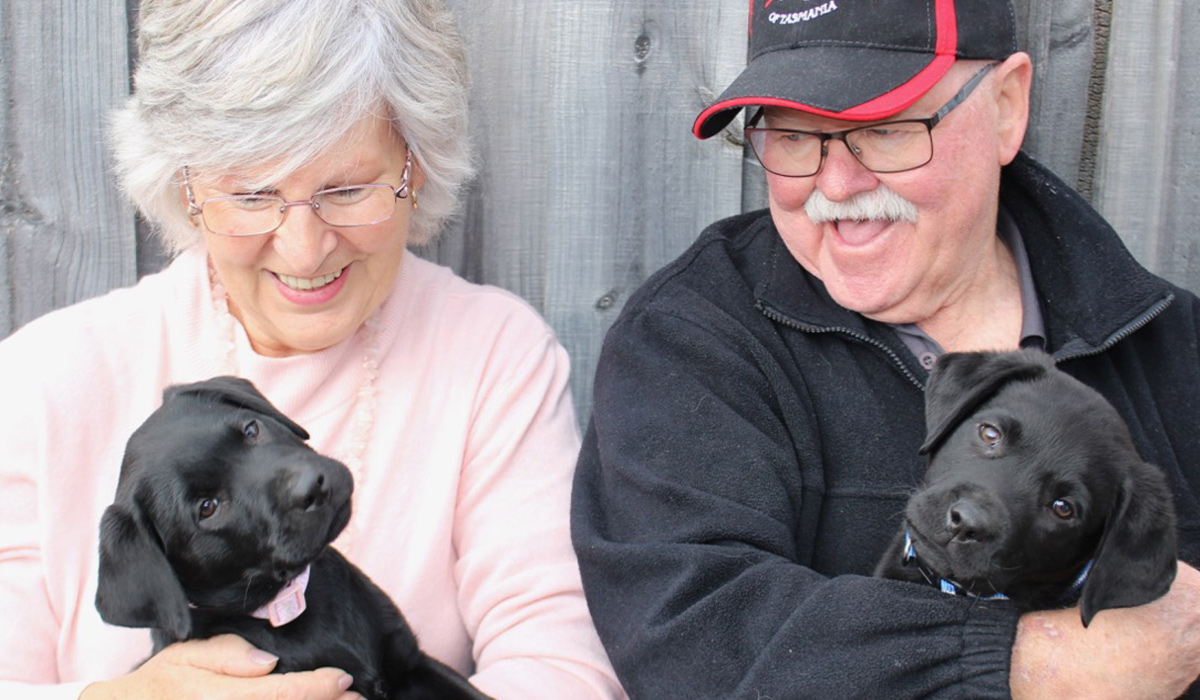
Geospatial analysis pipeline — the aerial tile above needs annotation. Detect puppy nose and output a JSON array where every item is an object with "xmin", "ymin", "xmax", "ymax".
[
  {"xmin": 947, "ymin": 499, "xmax": 988, "ymax": 542},
  {"xmin": 290, "ymin": 466, "xmax": 331, "ymax": 512}
]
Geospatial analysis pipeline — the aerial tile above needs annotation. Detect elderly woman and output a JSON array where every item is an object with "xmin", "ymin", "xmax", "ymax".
[{"xmin": 0, "ymin": 1, "xmax": 623, "ymax": 699}]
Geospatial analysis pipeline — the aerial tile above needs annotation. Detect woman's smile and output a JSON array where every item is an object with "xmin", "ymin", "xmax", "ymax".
[
  {"xmin": 270, "ymin": 265, "xmax": 351, "ymax": 307},
  {"xmin": 274, "ymin": 267, "xmax": 346, "ymax": 293}
]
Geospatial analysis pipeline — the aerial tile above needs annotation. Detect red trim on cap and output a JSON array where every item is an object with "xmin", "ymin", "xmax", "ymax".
[
  {"xmin": 836, "ymin": 55, "xmax": 955, "ymax": 119},
  {"xmin": 935, "ymin": 0, "xmax": 958, "ymax": 54},
  {"xmin": 691, "ymin": 56, "xmax": 955, "ymax": 138}
]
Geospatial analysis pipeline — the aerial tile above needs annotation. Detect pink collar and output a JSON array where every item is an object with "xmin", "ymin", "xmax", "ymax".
[{"xmin": 250, "ymin": 565, "xmax": 311, "ymax": 627}]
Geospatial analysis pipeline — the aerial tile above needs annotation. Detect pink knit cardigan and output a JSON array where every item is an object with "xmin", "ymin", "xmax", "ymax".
[{"xmin": 0, "ymin": 247, "xmax": 623, "ymax": 699}]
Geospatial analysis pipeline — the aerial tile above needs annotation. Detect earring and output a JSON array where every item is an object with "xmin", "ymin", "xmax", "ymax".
[
  {"xmin": 183, "ymin": 168, "xmax": 202, "ymax": 228},
  {"xmin": 411, "ymin": 190, "xmax": 419, "ymax": 211},
  {"xmin": 397, "ymin": 152, "xmax": 412, "ymax": 199}
]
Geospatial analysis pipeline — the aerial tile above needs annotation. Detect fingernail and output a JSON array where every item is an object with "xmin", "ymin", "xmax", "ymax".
[
  {"xmin": 248, "ymin": 649, "xmax": 279, "ymax": 665},
  {"xmin": 337, "ymin": 673, "xmax": 354, "ymax": 691}
]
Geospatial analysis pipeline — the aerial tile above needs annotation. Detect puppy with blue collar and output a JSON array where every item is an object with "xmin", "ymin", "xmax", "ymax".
[{"xmin": 875, "ymin": 349, "xmax": 1177, "ymax": 626}]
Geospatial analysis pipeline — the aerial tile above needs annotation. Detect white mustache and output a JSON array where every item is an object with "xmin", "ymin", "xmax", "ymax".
[{"xmin": 805, "ymin": 186, "xmax": 919, "ymax": 224}]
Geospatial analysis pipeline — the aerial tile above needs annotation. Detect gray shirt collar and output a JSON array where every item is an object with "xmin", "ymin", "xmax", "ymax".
[{"xmin": 893, "ymin": 205, "xmax": 1045, "ymax": 371}]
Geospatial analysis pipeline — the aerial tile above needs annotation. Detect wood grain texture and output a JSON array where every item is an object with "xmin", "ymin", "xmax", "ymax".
[
  {"xmin": 0, "ymin": 1, "xmax": 137, "ymax": 336},
  {"xmin": 1, "ymin": 1, "xmax": 1198, "ymax": 425},
  {"xmin": 1013, "ymin": 0, "xmax": 1099, "ymax": 188},
  {"xmin": 1093, "ymin": 0, "xmax": 1200, "ymax": 293},
  {"xmin": 429, "ymin": 0, "xmax": 748, "ymax": 416}
]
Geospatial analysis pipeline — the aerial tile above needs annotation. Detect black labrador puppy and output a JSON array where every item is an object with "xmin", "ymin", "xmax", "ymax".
[
  {"xmin": 95, "ymin": 376, "xmax": 492, "ymax": 700},
  {"xmin": 875, "ymin": 349, "xmax": 1177, "ymax": 626}
]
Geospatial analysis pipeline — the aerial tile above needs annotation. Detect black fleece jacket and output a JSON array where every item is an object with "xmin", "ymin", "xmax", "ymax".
[{"xmin": 572, "ymin": 151, "xmax": 1200, "ymax": 699}]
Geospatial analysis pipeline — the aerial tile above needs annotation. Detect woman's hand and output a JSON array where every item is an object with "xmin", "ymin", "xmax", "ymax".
[
  {"xmin": 1010, "ymin": 560, "xmax": 1200, "ymax": 699},
  {"xmin": 79, "ymin": 634, "xmax": 360, "ymax": 700}
]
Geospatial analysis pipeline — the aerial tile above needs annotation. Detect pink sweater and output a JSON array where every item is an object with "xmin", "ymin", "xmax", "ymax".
[{"xmin": 0, "ymin": 247, "xmax": 623, "ymax": 699}]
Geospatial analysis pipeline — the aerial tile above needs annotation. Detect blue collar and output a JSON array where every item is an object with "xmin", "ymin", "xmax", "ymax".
[{"xmin": 902, "ymin": 530, "xmax": 1093, "ymax": 602}]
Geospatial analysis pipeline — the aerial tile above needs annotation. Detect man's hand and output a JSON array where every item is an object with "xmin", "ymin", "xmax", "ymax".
[
  {"xmin": 79, "ymin": 634, "xmax": 360, "ymax": 700},
  {"xmin": 1011, "ymin": 561, "xmax": 1200, "ymax": 699}
]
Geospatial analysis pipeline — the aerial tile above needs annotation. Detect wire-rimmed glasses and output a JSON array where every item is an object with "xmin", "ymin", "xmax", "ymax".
[
  {"xmin": 184, "ymin": 153, "xmax": 413, "ymax": 237},
  {"xmin": 743, "ymin": 63, "xmax": 996, "ymax": 178}
]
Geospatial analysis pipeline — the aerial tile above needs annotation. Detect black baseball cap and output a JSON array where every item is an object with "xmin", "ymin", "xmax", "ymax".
[{"xmin": 693, "ymin": 0, "xmax": 1019, "ymax": 139}]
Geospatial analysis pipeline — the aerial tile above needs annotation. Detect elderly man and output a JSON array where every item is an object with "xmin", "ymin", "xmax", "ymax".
[{"xmin": 572, "ymin": 1, "xmax": 1200, "ymax": 698}]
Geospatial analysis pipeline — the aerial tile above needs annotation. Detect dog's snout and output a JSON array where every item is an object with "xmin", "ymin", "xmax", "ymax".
[
  {"xmin": 290, "ymin": 466, "xmax": 331, "ymax": 512},
  {"xmin": 947, "ymin": 499, "xmax": 988, "ymax": 542}
]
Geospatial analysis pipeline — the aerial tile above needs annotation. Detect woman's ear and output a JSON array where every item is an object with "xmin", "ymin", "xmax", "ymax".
[
  {"xmin": 991, "ymin": 52, "xmax": 1034, "ymax": 166},
  {"xmin": 410, "ymin": 150, "xmax": 426, "ymax": 193}
]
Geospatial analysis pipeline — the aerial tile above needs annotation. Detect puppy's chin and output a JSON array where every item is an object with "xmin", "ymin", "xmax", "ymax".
[
  {"xmin": 184, "ymin": 569, "xmax": 288, "ymax": 613},
  {"xmin": 903, "ymin": 525, "xmax": 1010, "ymax": 595}
]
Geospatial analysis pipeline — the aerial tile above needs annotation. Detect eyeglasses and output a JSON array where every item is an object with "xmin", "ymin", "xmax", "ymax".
[
  {"xmin": 184, "ymin": 154, "xmax": 413, "ymax": 237},
  {"xmin": 743, "ymin": 63, "xmax": 996, "ymax": 178}
]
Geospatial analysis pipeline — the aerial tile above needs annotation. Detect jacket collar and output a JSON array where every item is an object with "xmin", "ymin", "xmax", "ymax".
[{"xmin": 998, "ymin": 151, "xmax": 1174, "ymax": 357}]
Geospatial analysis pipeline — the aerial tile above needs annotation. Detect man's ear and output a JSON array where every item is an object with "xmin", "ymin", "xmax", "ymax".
[{"xmin": 992, "ymin": 52, "xmax": 1033, "ymax": 165}]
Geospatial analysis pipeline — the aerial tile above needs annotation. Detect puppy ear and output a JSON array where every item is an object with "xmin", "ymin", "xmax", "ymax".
[
  {"xmin": 1078, "ymin": 465, "xmax": 1178, "ymax": 627},
  {"xmin": 165, "ymin": 376, "xmax": 309, "ymax": 439},
  {"xmin": 95, "ymin": 504, "xmax": 192, "ymax": 640},
  {"xmin": 919, "ymin": 350, "xmax": 1053, "ymax": 456}
]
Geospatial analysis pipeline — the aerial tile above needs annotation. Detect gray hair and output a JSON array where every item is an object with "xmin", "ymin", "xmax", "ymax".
[{"xmin": 110, "ymin": 0, "xmax": 473, "ymax": 251}]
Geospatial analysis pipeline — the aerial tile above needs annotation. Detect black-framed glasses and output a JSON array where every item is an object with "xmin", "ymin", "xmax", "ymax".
[
  {"xmin": 743, "ymin": 63, "xmax": 996, "ymax": 178},
  {"xmin": 184, "ymin": 153, "xmax": 413, "ymax": 237}
]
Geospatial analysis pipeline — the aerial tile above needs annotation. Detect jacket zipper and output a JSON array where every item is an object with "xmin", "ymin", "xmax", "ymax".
[
  {"xmin": 758, "ymin": 303, "xmax": 926, "ymax": 391},
  {"xmin": 1052, "ymin": 293, "xmax": 1175, "ymax": 364},
  {"xmin": 761, "ymin": 292, "xmax": 1174, "ymax": 389}
]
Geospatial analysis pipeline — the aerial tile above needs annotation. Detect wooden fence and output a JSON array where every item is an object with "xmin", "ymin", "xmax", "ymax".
[{"xmin": 2, "ymin": 0, "xmax": 1197, "ymax": 423}]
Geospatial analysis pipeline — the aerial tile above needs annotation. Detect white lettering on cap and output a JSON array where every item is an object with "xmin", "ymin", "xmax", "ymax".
[{"xmin": 768, "ymin": 0, "xmax": 839, "ymax": 25}]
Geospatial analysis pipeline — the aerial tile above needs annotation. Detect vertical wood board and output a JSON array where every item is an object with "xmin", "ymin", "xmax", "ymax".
[{"xmin": 0, "ymin": 1, "xmax": 136, "ymax": 338}]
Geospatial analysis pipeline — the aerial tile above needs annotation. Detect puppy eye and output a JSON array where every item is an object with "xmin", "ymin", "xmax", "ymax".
[
  {"xmin": 243, "ymin": 420, "xmax": 260, "ymax": 440},
  {"xmin": 1051, "ymin": 499, "xmax": 1076, "ymax": 519},
  {"xmin": 977, "ymin": 422, "xmax": 1003, "ymax": 446},
  {"xmin": 198, "ymin": 497, "xmax": 220, "ymax": 520}
]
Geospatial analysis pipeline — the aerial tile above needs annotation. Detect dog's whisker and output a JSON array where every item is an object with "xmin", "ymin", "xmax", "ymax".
[{"xmin": 241, "ymin": 570, "xmax": 261, "ymax": 609}]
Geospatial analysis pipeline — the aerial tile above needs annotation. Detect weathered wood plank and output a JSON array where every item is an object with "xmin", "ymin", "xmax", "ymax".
[
  {"xmin": 1013, "ymin": 0, "xmax": 1099, "ymax": 189},
  {"xmin": 1, "ymin": 0, "xmax": 1198, "ymax": 424},
  {"xmin": 0, "ymin": 1, "xmax": 137, "ymax": 338},
  {"xmin": 431, "ymin": 0, "xmax": 747, "ymax": 416},
  {"xmin": 1093, "ymin": 0, "xmax": 1200, "ymax": 293}
]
